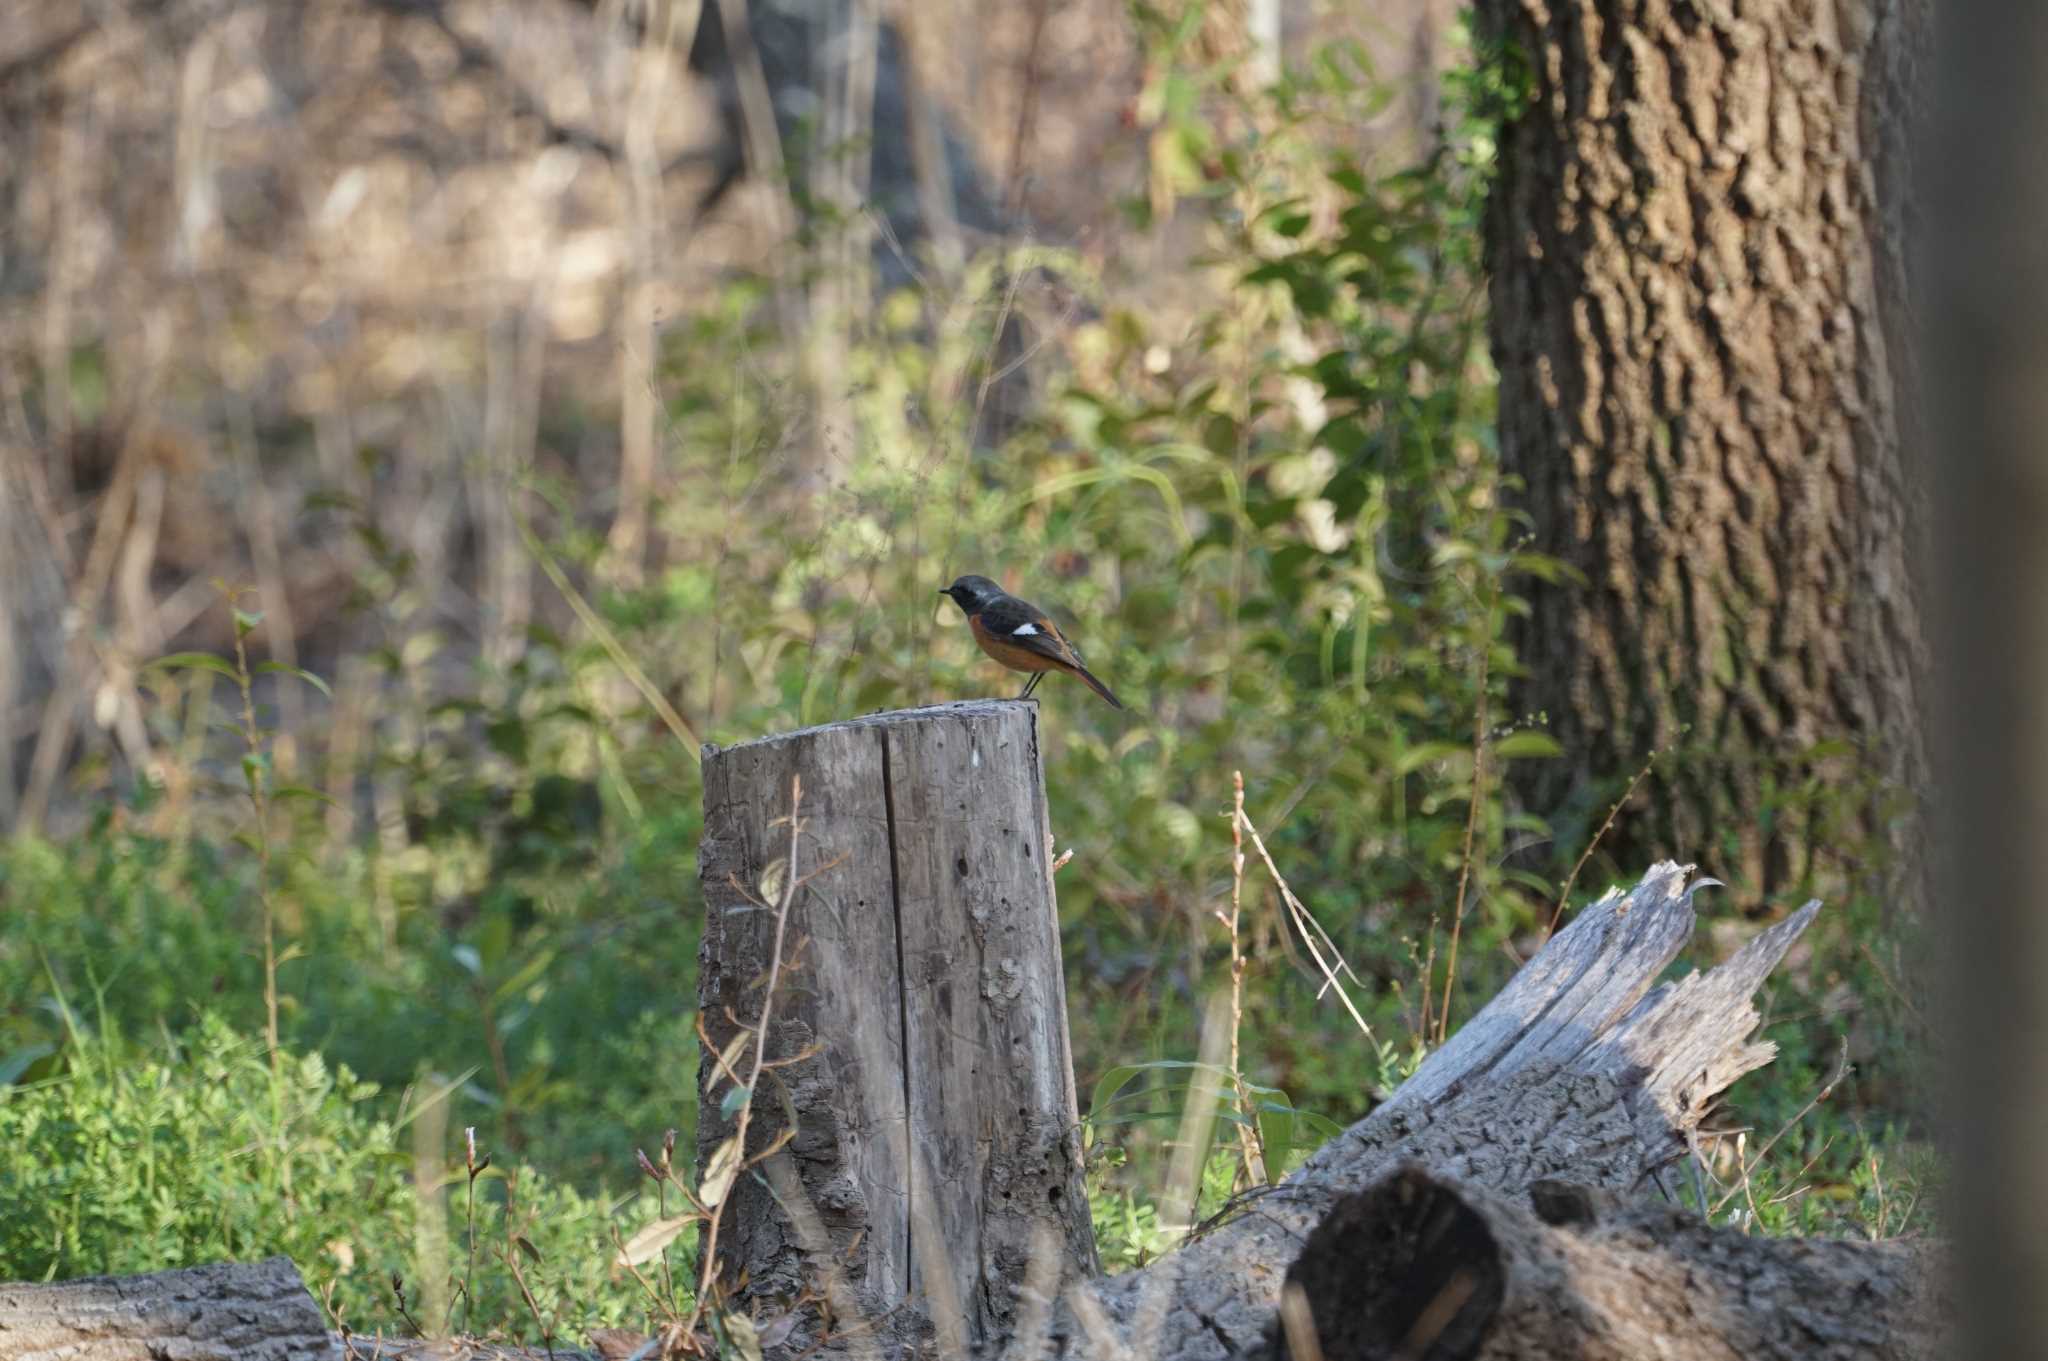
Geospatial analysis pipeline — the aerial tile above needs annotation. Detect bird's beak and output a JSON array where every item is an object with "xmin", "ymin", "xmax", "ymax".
[{"xmin": 936, "ymin": 588, "xmax": 948, "ymax": 597}]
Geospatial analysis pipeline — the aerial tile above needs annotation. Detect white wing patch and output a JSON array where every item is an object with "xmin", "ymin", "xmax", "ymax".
[{"xmin": 1011, "ymin": 622, "xmax": 1039, "ymax": 637}]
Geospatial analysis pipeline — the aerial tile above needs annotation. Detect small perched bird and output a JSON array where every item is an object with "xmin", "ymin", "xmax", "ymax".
[{"xmin": 939, "ymin": 574, "xmax": 1124, "ymax": 709}]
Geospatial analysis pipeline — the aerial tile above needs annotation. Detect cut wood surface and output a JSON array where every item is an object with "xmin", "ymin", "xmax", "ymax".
[
  {"xmin": 696, "ymin": 701, "xmax": 1096, "ymax": 1355},
  {"xmin": 1260, "ymin": 1165, "xmax": 1943, "ymax": 1361},
  {"xmin": 1048, "ymin": 863, "xmax": 1836, "ymax": 1358}
]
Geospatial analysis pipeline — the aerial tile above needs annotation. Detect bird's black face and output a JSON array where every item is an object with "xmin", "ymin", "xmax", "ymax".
[{"xmin": 939, "ymin": 574, "xmax": 1003, "ymax": 614}]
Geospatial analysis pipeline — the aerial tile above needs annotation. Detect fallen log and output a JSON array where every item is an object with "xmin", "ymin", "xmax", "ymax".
[
  {"xmin": 0, "ymin": 1255, "xmax": 335, "ymax": 1361},
  {"xmin": 1047, "ymin": 862, "xmax": 1942, "ymax": 1359},
  {"xmin": 1258, "ymin": 1165, "xmax": 1944, "ymax": 1361}
]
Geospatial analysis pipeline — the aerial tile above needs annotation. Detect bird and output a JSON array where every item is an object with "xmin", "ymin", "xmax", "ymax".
[{"xmin": 938, "ymin": 574, "xmax": 1124, "ymax": 709}]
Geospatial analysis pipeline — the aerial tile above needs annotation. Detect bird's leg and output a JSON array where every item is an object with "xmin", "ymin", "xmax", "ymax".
[{"xmin": 1017, "ymin": 672, "xmax": 1043, "ymax": 700}]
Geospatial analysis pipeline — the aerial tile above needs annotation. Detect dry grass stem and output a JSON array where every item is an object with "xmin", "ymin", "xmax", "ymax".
[
  {"xmin": 1435, "ymin": 595, "xmax": 1493, "ymax": 1049},
  {"xmin": 1235, "ymin": 799, "xmax": 1375, "ymax": 1042},
  {"xmin": 1547, "ymin": 754, "xmax": 1656, "ymax": 935},
  {"xmin": 1709, "ymin": 1037, "xmax": 1851, "ymax": 1218},
  {"xmin": 1221, "ymin": 771, "xmax": 1267, "ymax": 1185}
]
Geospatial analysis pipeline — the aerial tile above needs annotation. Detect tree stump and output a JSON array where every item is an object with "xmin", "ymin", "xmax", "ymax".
[{"xmin": 696, "ymin": 701, "xmax": 1097, "ymax": 1354}]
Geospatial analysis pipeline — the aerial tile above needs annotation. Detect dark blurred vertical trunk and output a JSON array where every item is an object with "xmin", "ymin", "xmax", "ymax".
[
  {"xmin": 686, "ymin": 0, "xmax": 1003, "ymax": 288},
  {"xmin": 1473, "ymin": 0, "xmax": 1929, "ymax": 902},
  {"xmin": 1935, "ymin": 5, "xmax": 2048, "ymax": 1357}
]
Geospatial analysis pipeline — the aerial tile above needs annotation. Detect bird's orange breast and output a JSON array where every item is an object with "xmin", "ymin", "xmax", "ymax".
[{"xmin": 969, "ymin": 612, "xmax": 1061, "ymax": 673}]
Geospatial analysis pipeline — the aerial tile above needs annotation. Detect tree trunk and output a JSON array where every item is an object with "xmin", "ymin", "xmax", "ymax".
[
  {"xmin": 1477, "ymin": 0, "xmax": 1928, "ymax": 899},
  {"xmin": 696, "ymin": 701, "xmax": 1097, "ymax": 1357},
  {"xmin": 685, "ymin": 0, "xmax": 1004, "ymax": 286},
  {"xmin": 1258, "ymin": 1165, "xmax": 1943, "ymax": 1361}
]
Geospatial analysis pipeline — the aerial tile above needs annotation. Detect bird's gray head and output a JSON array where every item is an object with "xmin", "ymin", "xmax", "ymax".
[{"xmin": 939, "ymin": 574, "xmax": 1004, "ymax": 613}]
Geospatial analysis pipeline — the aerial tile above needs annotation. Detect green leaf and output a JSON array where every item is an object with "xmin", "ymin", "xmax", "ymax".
[
  {"xmin": 490, "ymin": 948, "xmax": 559, "ymax": 1008},
  {"xmin": 232, "ymin": 608, "xmax": 264, "ymax": 639},
  {"xmin": 255, "ymin": 662, "xmax": 333, "ymax": 698},
  {"xmin": 1088, "ymin": 1060, "xmax": 1232, "ymax": 1122},
  {"xmin": 720, "ymin": 1085, "xmax": 752, "ymax": 1120},
  {"xmin": 1394, "ymin": 741, "xmax": 1465, "ymax": 775},
  {"xmin": 1255, "ymin": 1103, "xmax": 1294, "ymax": 1181},
  {"xmin": 1493, "ymin": 731, "xmax": 1564, "ymax": 759},
  {"xmin": 143, "ymin": 652, "xmax": 241, "ymax": 683},
  {"xmin": 0, "ymin": 1043, "xmax": 54, "ymax": 1087}
]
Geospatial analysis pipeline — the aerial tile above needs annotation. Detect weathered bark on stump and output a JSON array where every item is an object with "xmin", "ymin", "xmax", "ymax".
[
  {"xmin": 697, "ymin": 701, "xmax": 1096, "ymax": 1356},
  {"xmin": 1048, "ymin": 863, "xmax": 1839, "ymax": 1357},
  {"xmin": 0, "ymin": 1255, "xmax": 334, "ymax": 1361},
  {"xmin": 1477, "ymin": 0, "xmax": 1928, "ymax": 896},
  {"xmin": 1259, "ymin": 1165, "xmax": 1944, "ymax": 1361}
]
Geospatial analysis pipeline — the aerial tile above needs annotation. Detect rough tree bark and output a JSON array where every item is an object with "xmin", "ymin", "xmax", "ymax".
[
  {"xmin": 1477, "ymin": 0, "xmax": 1929, "ymax": 897},
  {"xmin": 0, "ymin": 1255, "xmax": 335, "ymax": 1361},
  {"xmin": 696, "ymin": 701, "xmax": 1097, "ymax": 1357}
]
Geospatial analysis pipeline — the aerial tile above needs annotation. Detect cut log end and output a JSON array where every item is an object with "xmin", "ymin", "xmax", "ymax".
[
  {"xmin": 1270, "ymin": 1165, "xmax": 1505, "ymax": 1361},
  {"xmin": 1260, "ymin": 1167, "xmax": 1943, "ymax": 1361}
]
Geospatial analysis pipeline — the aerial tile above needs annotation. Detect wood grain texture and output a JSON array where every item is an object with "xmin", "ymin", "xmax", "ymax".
[{"xmin": 696, "ymin": 700, "xmax": 1093, "ymax": 1354}]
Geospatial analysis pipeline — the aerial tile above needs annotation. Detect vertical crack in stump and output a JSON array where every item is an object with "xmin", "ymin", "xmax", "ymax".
[{"xmin": 878, "ymin": 726, "xmax": 916, "ymax": 1301}]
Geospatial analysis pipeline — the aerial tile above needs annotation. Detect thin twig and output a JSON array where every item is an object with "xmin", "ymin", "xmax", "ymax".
[
  {"xmin": 1219, "ymin": 771, "xmax": 1266, "ymax": 1185},
  {"xmin": 687, "ymin": 774, "xmax": 806, "ymax": 1334},
  {"xmin": 514, "ymin": 507, "xmax": 702, "ymax": 754},
  {"xmin": 1711, "ymin": 1037, "xmax": 1852, "ymax": 1217},
  {"xmin": 1548, "ymin": 754, "xmax": 1656, "ymax": 934},
  {"xmin": 1235, "ymin": 802, "xmax": 1374, "ymax": 1041},
  {"xmin": 1436, "ymin": 590, "xmax": 1495, "ymax": 1049}
]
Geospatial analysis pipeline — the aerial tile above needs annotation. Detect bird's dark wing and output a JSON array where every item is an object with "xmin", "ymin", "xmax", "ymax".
[{"xmin": 980, "ymin": 593, "xmax": 1088, "ymax": 669}]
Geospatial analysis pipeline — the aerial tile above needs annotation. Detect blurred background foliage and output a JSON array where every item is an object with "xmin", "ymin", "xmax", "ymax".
[{"xmin": 0, "ymin": 0, "xmax": 1927, "ymax": 1345}]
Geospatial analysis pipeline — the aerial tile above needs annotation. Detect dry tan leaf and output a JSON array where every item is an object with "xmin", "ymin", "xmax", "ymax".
[
  {"xmin": 699, "ymin": 1134, "xmax": 742, "ymax": 1208},
  {"xmin": 612, "ymin": 1214, "xmax": 699, "ymax": 1267}
]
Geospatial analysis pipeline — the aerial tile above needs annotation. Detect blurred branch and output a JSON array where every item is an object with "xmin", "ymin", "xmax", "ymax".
[
  {"xmin": 514, "ymin": 508, "xmax": 704, "ymax": 758},
  {"xmin": 364, "ymin": 0, "xmax": 629, "ymax": 161}
]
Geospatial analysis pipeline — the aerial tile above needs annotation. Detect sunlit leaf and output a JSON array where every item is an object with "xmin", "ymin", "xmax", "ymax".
[
  {"xmin": 613, "ymin": 1215, "xmax": 698, "ymax": 1267},
  {"xmin": 699, "ymin": 1135, "xmax": 742, "ymax": 1208}
]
